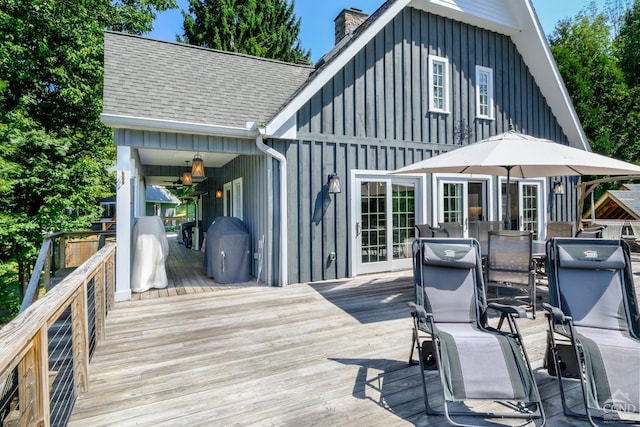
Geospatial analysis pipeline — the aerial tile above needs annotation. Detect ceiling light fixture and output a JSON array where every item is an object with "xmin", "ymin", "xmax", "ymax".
[
  {"xmin": 191, "ymin": 153, "xmax": 205, "ymax": 179},
  {"xmin": 182, "ymin": 161, "xmax": 193, "ymax": 186}
]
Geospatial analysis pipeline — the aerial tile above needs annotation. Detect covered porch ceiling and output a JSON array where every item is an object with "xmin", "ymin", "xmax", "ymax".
[{"xmin": 137, "ymin": 148, "xmax": 238, "ymax": 186}]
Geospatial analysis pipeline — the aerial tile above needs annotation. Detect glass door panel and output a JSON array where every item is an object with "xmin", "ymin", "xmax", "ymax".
[
  {"xmin": 392, "ymin": 183, "xmax": 415, "ymax": 260},
  {"xmin": 520, "ymin": 182, "xmax": 540, "ymax": 238},
  {"xmin": 441, "ymin": 182, "xmax": 464, "ymax": 225},
  {"xmin": 437, "ymin": 179, "xmax": 488, "ymax": 237},
  {"xmin": 468, "ymin": 182, "xmax": 485, "ymax": 221},
  {"xmin": 361, "ymin": 181, "xmax": 386, "ymax": 264},
  {"xmin": 501, "ymin": 180, "xmax": 541, "ymax": 236},
  {"xmin": 500, "ymin": 181, "xmax": 519, "ymax": 230},
  {"xmin": 355, "ymin": 176, "xmax": 418, "ymax": 274}
]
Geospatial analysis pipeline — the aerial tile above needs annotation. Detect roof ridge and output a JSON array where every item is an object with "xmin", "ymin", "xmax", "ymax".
[{"xmin": 104, "ymin": 31, "xmax": 315, "ymax": 70}]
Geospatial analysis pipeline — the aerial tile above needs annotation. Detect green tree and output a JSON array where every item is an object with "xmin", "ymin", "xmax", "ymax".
[
  {"xmin": 549, "ymin": 5, "xmax": 628, "ymax": 159},
  {"xmin": 0, "ymin": 0, "xmax": 176, "ymax": 322},
  {"xmin": 180, "ymin": 0, "xmax": 311, "ymax": 64},
  {"xmin": 614, "ymin": 0, "xmax": 640, "ymax": 87}
]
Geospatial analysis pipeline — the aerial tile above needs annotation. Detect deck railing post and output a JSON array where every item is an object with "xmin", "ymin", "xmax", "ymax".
[
  {"xmin": 44, "ymin": 240, "xmax": 52, "ymax": 291},
  {"xmin": 59, "ymin": 236, "xmax": 67, "ymax": 270},
  {"xmin": 106, "ymin": 252, "xmax": 115, "ymax": 312},
  {"xmin": 71, "ymin": 286, "xmax": 89, "ymax": 395},
  {"xmin": 94, "ymin": 264, "xmax": 106, "ymax": 341},
  {"xmin": 18, "ymin": 325, "xmax": 50, "ymax": 427}
]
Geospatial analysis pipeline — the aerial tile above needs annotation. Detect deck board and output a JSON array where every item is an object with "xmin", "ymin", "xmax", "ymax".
[{"xmin": 68, "ymin": 240, "xmax": 640, "ymax": 426}]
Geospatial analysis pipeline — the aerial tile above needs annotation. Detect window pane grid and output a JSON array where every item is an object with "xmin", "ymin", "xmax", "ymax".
[
  {"xmin": 361, "ymin": 182, "xmax": 386, "ymax": 263},
  {"xmin": 392, "ymin": 183, "xmax": 415, "ymax": 260},
  {"xmin": 442, "ymin": 183, "xmax": 463, "ymax": 224},
  {"xmin": 432, "ymin": 62, "xmax": 445, "ymax": 110},
  {"xmin": 476, "ymin": 66, "xmax": 493, "ymax": 118},
  {"xmin": 478, "ymin": 71, "xmax": 489, "ymax": 116},
  {"xmin": 522, "ymin": 185, "xmax": 538, "ymax": 238}
]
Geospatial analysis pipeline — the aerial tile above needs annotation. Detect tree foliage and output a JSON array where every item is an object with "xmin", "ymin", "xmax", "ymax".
[
  {"xmin": 180, "ymin": 0, "xmax": 310, "ymax": 64},
  {"xmin": 0, "ymin": 0, "xmax": 176, "ymax": 321},
  {"xmin": 549, "ymin": 3, "xmax": 640, "ymax": 162},
  {"xmin": 549, "ymin": 7, "xmax": 626, "ymax": 158},
  {"xmin": 614, "ymin": 0, "xmax": 640, "ymax": 87}
]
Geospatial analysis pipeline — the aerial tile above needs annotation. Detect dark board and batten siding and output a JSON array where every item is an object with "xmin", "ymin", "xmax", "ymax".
[
  {"xmin": 297, "ymin": 7, "xmax": 568, "ymax": 145},
  {"xmin": 279, "ymin": 137, "xmax": 437, "ymax": 285},
  {"xmin": 289, "ymin": 7, "xmax": 573, "ymax": 284},
  {"xmin": 205, "ymin": 154, "xmax": 279, "ymax": 286}
]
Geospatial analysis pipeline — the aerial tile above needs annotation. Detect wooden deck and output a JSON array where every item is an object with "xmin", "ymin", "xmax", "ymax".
[{"xmin": 68, "ymin": 239, "xmax": 640, "ymax": 426}]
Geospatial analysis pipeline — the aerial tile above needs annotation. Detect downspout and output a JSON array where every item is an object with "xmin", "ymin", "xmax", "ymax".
[{"xmin": 255, "ymin": 128, "xmax": 288, "ymax": 287}]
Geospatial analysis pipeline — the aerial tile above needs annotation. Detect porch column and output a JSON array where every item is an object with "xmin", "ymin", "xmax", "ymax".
[{"xmin": 115, "ymin": 145, "xmax": 133, "ymax": 301}]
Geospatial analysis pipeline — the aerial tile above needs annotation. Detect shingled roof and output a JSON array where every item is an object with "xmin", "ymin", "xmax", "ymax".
[
  {"xmin": 103, "ymin": 32, "xmax": 314, "ymax": 129},
  {"xmin": 591, "ymin": 183, "xmax": 640, "ymax": 220}
]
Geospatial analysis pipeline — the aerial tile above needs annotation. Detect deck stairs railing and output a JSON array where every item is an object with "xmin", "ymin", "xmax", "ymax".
[{"xmin": 0, "ymin": 231, "xmax": 116, "ymax": 426}]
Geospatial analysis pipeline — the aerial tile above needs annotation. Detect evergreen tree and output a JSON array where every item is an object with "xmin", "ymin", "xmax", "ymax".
[{"xmin": 180, "ymin": 0, "xmax": 311, "ymax": 64}]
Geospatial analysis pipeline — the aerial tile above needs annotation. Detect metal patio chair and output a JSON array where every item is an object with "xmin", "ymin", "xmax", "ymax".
[
  {"xmin": 486, "ymin": 230, "xmax": 538, "ymax": 318},
  {"xmin": 415, "ymin": 224, "xmax": 448, "ymax": 238},
  {"xmin": 437, "ymin": 222, "xmax": 464, "ymax": 238},
  {"xmin": 545, "ymin": 221, "xmax": 574, "ymax": 239},
  {"xmin": 544, "ymin": 238, "xmax": 640, "ymax": 426},
  {"xmin": 468, "ymin": 220, "xmax": 504, "ymax": 255},
  {"xmin": 575, "ymin": 224, "xmax": 606, "ymax": 238},
  {"xmin": 408, "ymin": 238, "xmax": 545, "ymax": 426}
]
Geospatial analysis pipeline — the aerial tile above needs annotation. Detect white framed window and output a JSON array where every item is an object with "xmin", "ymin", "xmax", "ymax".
[
  {"xmin": 428, "ymin": 55, "xmax": 449, "ymax": 113},
  {"xmin": 223, "ymin": 177, "xmax": 243, "ymax": 220},
  {"xmin": 475, "ymin": 65, "xmax": 494, "ymax": 119}
]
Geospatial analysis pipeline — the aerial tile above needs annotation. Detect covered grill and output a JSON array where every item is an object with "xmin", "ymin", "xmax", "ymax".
[{"xmin": 204, "ymin": 217, "xmax": 250, "ymax": 283}]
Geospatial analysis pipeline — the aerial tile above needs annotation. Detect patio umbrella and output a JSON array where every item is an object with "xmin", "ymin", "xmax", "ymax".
[{"xmin": 394, "ymin": 130, "xmax": 640, "ymax": 228}]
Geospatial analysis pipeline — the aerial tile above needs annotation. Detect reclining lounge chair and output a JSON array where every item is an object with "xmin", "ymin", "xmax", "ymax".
[
  {"xmin": 408, "ymin": 238, "xmax": 545, "ymax": 426},
  {"xmin": 544, "ymin": 238, "xmax": 640, "ymax": 425}
]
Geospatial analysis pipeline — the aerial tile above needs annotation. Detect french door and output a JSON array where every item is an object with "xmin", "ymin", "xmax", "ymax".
[
  {"xmin": 501, "ymin": 180, "xmax": 542, "ymax": 237},
  {"xmin": 353, "ymin": 174, "xmax": 421, "ymax": 274},
  {"xmin": 436, "ymin": 178, "xmax": 488, "ymax": 234}
]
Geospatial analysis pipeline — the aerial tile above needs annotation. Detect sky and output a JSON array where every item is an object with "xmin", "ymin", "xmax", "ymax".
[{"xmin": 148, "ymin": 1, "xmax": 608, "ymax": 63}]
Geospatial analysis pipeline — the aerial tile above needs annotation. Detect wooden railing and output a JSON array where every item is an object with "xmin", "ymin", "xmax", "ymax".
[{"xmin": 0, "ymin": 242, "xmax": 116, "ymax": 426}]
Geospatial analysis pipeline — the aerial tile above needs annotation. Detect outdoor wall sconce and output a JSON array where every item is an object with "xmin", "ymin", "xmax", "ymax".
[
  {"xmin": 182, "ymin": 161, "xmax": 193, "ymax": 186},
  {"xmin": 191, "ymin": 153, "xmax": 205, "ymax": 179},
  {"xmin": 553, "ymin": 180, "xmax": 565, "ymax": 195},
  {"xmin": 327, "ymin": 174, "xmax": 341, "ymax": 194},
  {"xmin": 215, "ymin": 188, "xmax": 223, "ymax": 199}
]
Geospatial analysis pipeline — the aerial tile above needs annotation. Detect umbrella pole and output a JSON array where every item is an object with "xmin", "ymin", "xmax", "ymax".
[{"xmin": 504, "ymin": 166, "xmax": 512, "ymax": 230}]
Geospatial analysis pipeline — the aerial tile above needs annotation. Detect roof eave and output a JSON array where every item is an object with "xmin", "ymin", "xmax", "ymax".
[{"xmin": 102, "ymin": 114, "xmax": 259, "ymax": 139}]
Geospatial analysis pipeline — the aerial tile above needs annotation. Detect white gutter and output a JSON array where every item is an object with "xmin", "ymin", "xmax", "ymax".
[
  {"xmin": 254, "ymin": 127, "xmax": 288, "ymax": 287},
  {"xmin": 101, "ymin": 114, "xmax": 258, "ymax": 138}
]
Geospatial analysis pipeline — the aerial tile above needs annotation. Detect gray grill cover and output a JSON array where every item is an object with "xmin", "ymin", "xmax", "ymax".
[{"xmin": 204, "ymin": 217, "xmax": 250, "ymax": 283}]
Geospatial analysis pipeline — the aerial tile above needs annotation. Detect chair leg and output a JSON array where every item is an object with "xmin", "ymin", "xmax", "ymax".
[
  {"xmin": 531, "ymin": 271, "xmax": 537, "ymax": 319},
  {"xmin": 409, "ymin": 329, "xmax": 418, "ymax": 365}
]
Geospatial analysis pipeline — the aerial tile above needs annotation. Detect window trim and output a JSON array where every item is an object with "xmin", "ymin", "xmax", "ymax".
[
  {"xmin": 222, "ymin": 177, "xmax": 243, "ymax": 220},
  {"xmin": 428, "ymin": 55, "xmax": 450, "ymax": 114},
  {"xmin": 475, "ymin": 65, "xmax": 494, "ymax": 120}
]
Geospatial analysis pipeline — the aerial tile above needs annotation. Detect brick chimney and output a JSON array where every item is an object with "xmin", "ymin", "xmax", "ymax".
[{"xmin": 334, "ymin": 8, "xmax": 369, "ymax": 45}]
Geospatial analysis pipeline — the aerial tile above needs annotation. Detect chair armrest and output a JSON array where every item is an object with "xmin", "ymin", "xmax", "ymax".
[
  {"xmin": 488, "ymin": 302, "xmax": 527, "ymax": 318},
  {"xmin": 408, "ymin": 302, "xmax": 430, "ymax": 320},
  {"xmin": 542, "ymin": 303, "xmax": 566, "ymax": 322}
]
